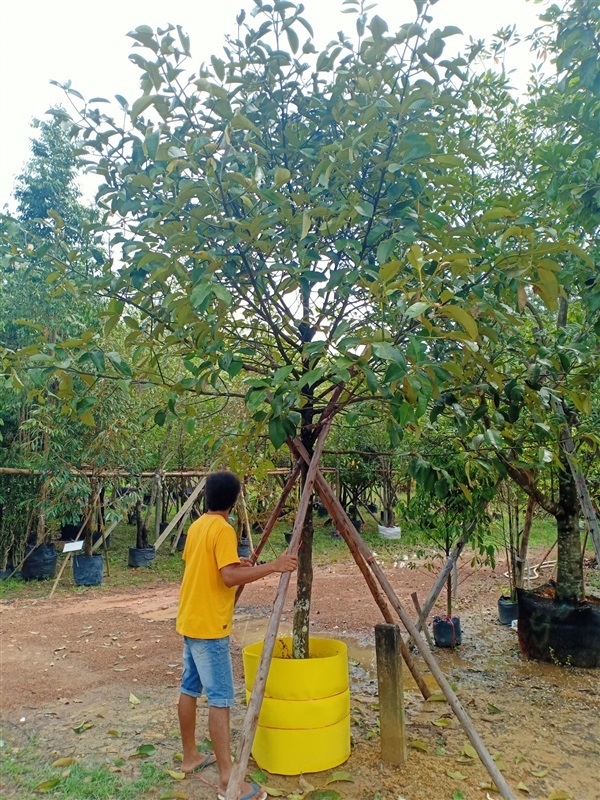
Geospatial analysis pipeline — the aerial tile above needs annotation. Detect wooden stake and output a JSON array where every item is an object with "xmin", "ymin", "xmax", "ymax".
[
  {"xmin": 411, "ymin": 592, "xmax": 435, "ymax": 650},
  {"xmin": 239, "ymin": 485, "xmax": 254, "ymax": 553},
  {"xmin": 375, "ymin": 624, "xmax": 407, "ymax": 766},
  {"xmin": 224, "ymin": 421, "xmax": 333, "ymax": 800},
  {"xmin": 48, "ymin": 553, "xmax": 71, "ymax": 600}
]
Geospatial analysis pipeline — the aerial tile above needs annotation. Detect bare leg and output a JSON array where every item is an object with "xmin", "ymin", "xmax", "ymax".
[
  {"xmin": 178, "ymin": 693, "xmax": 214, "ymax": 772},
  {"xmin": 210, "ymin": 706, "xmax": 265, "ymax": 799},
  {"xmin": 209, "ymin": 706, "xmax": 232, "ymax": 790}
]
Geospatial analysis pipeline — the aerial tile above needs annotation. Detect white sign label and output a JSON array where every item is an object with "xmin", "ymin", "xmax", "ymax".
[{"xmin": 63, "ymin": 541, "xmax": 84, "ymax": 553}]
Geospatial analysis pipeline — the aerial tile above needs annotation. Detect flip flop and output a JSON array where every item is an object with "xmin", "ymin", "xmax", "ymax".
[
  {"xmin": 217, "ymin": 781, "xmax": 267, "ymax": 800},
  {"xmin": 185, "ymin": 751, "xmax": 217, "ymax": 775}
]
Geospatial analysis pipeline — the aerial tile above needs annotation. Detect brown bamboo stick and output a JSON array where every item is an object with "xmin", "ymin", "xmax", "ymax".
[
  {"xmin": 224, "ymin": 421, "xmax": 333, "ymax": 800},
  {"xmin": 411, "ymin": 592, "xmax": 435, "ymax": 650},
  {"xmin": 235, "ymin": 464, "xmax": 302, "ymax": 604},
  {"xmin": 299, "ymin": 459, "xmax": 516, "ymax": 800}
]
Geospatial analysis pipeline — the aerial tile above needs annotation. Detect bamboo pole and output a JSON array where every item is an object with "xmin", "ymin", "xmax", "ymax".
[
  {"xmin": 170, "ymin": 510, "xmax": 191, "ymax": 554},
  {"xmin": 0, "ymin": 467, "xmax": 336, "ymax": 478},
  {"xmin": 224, "ymin": 422, "xmax": 333, "ymax": 800},
  {"xmin": 235, "ymin": 464, "xmax": 302, "ymax": 604},
  {"xmin": 293, "ymin": 455, "xmax": 516, "ymax": 800},
  {"xmin": 154, "ymin": 478, "xmax": 206, "ymax": 552},
  {"xmin": 92, "ymin": 519, "xmax": 120, "ymax": 552},
  {"xmin": 411, "ymin": 592, "xmax": 435, "ymax": 650}
]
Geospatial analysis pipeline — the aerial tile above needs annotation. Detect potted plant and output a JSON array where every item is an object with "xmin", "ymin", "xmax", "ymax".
[
  {"xmin": 72, "ymin": 481, "xmax": 105, "ymax": 587},
  {"xmin": 496, "ymin": 484, "xmax": 536, "ymax": 625}
]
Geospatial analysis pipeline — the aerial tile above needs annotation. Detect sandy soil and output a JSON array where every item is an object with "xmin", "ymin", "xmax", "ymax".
[{"xmin": 1, "ymin": 556, "xmax": 598, "ymax": 800}]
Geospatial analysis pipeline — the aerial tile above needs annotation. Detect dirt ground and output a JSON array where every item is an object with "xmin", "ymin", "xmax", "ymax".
[{"xmin": 1, "ymin": 555, "xmax": 598, "ymax": 800}]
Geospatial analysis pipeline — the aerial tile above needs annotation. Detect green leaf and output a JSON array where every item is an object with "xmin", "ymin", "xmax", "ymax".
[
  {"xmin": 135, "ymin": 744, "xmax": 156, "ymax": 757},
  {"xmin": 304, "ymin": 792, "xmax": 341, "ymax": 800},
  {"xmin": 34, "ymin": 779, "xmax": 61, "ymax": 793},
  {"xmin": 269, "ymin": 418, "xmax": 287, "ymax": 450},
  {"xmin": 274, "ymin": 167, "xmax": 291, "ymax": 187},
  {"xmin": 409, "ymin": 740, "xmax": 428, "ymax": 752},
  {"xmin": 286, "ymin": 27, "xmax": 299, "ymax": 53},
  {"xmin": 324, "ymin": 771, "xmax": 353, "ymax": 784},
  {"xmin": 446, "ymin": 770, "xmax": 467, "ymax": 781},
  {"xmin": 439, "ymin": 305, "xmax": 479, "ymax": 340},
  {"xmin": 72, "ymin": 721, "xmax": 94, "ymax": 734}
]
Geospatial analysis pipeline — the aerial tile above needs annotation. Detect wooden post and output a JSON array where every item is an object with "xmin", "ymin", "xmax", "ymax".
[
  {"xmin": 154, "ymin": 475, "xmax": 163, "ymax": 540},
  {"xmin": 375, "ymin": 624, "xmax": 407, "ymax": 766},
  {"xmin": 224, "ymin": 419, "xmax": 334, "ymax": 800}
]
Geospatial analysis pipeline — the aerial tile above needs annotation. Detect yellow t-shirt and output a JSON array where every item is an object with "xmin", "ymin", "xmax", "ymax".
[{"xmin": 176, "ymin": 513, "xmax": 240, "ymax": 639}]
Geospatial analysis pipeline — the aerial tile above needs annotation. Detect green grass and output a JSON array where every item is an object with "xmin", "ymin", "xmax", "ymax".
[{"xmin": 0, "ymin": 744, "xmax": 171, "ymax": 800}]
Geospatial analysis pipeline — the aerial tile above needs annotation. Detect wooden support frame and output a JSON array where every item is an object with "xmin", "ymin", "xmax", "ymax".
[{"xmin": 291, "ymin": 439, "xmax": 516, "ymax": 800}]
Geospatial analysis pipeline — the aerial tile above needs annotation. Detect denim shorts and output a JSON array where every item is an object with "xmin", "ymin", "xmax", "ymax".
[{"xmin": 180, "ymin": 635, "xmax": 234, "ymax": 707}]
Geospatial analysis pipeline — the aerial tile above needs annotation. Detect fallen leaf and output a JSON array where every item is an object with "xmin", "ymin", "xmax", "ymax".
[
  {"xmin": 452, "ymin": 792, "xmax": 466, "ymax": 800},
  {"xmin": 72, "ymin": 722, "xmax": 94, "ymax": 734},
  {"xmin": 426, "ymin": 693, "xmax": 446, "ymax": 702},
  {"xmin": 547, "ymin": 792, "xmax": 571, "ymax": 800},
  {"xmin": 165, "ymin": 770, "xmax": 186, "ymax": 780},
  {"xmin": 250, "ymin": 769, "xmax": 268, "ymax": 784},
  {"xmin": 461, "ymin": 743, "xmax": 477, "ymax": 760},
  {"xmin": 129, "ymin": 693, "xmax": 141, "ymax": 706},
  {"xmin": 304, "ymin": 792, "xmax": 341, "ymax": 800},
  {"xmin": 433, "ymin": 717, "xmax": 453, "ymax": 728},
  {"xmin": 446, "ymin": 770, "xmax": 467, "ymax": 781},
  {"xmin": 517, "ymin": 782, "xmax": 530, "ymax": 793},
  {"xmin": 298, "ymin": 776, "xmax": 315, "ymax": 792},
  {"xmin": 492, "ymin": 752, "xmax": 504, "ymax": 762},
  {"xmin": 34, "ymin": 779, "xmax": 61, "ymax": 793},
  {"xmin": 325, "ymin": 770, "xmax": 353, "ymax": 784},
  {"xmin": 409, "ymin": 740, "xmax": 428, "ymax": 752},
  {"xmin": 515, "ymin": 754, "xmax": 525, "ymax": 764},
  {"xmin": 531, "ymin": 769, "xmax": 549, "ymax": 778},
  {"xmin": 173, "ymin": 753, "xmax": 183, "ymax": 762},
  {"xmin": 51, "ymin": 757, "xmax": 77, "ymax": 767},
  {"xmin": 486, "ymin": 703, "xmax": 503, "ymax": 714},
  {"xmin": 106, "ymin": 729, "xmax": 121, "ymax": 737},
  {"xmin": 263, "ymin": 788, "xmax": 286, "ymax": 797},
  {"xmin": 134, "ymin": 744, "xmax": 156, "ymax": 757},
  {"xmin": 160, "ymin": 793, "xmax": 189, "ymax": 800}
]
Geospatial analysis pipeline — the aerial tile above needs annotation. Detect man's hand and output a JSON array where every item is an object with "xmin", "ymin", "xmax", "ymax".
[
  {"xmin": 239, "ymin": 557, "xmax": 254, "ymax": 567},
  {"xmin": 271, "ymin": 551, "xmax": 298, "ymax": 573}
]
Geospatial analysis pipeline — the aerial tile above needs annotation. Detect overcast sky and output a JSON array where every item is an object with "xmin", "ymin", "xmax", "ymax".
[{"xmin": 1, "ymin": 0, "xmax": 547, "ymax": 208}]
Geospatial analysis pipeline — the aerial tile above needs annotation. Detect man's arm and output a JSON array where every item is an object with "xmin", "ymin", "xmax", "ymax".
[{"xmin": 220, "ymin": 552, "xmax": 297, "ymax": 588}]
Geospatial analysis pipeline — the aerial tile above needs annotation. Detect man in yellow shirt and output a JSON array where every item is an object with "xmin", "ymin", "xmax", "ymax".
[{"xmin": 176, "ymin": 471, "xmax": 297, "ymax": 800}]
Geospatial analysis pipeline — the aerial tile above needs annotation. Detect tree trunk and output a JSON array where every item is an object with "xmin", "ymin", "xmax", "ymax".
[
  {"xmin": 293, "ymin": 428, "xmax": 314, "ymax": 659},
  {"xmin": 135, "ymin": 500, "xmax": 149, "ymax": 550},
  {"xmin": 555, "ymin": 451, "xmax": 583, "ymax": 602},
  {"xmin": 514, "ymin": 496, "xmax": 535, "ymax": 592}
]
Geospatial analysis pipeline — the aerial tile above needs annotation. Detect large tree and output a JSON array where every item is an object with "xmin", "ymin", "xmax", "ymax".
[{"xmin": 1, "ymin": 0, "xmax": 591, "ymax": 645}]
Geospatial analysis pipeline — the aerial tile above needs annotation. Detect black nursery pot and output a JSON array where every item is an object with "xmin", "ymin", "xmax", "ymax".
[
  {"xmin": 517, "ymin": 581, "xmax": 600, "ymax": 668},
  {"xmin": 237, "ymin": 537, "xmax": 251, "ymax": 559},
  {"xmin": 128, "ymin": 546, "xmax": 156, "ymax": 568},
  {"xmin": 171, "ymin": 533, "xmax": 187, "ymax": 552},
  {"xmin": 21, "ymin": 543, "xmax": 57, "ymax": 581},
  {"xmin": 498, "ymin": 596, "xmax": 519, "ymax": 625},
  {"xmin": 432, "ymin": 615, "xmax": 462, "ymax": 647},
  {"xmin": 73, "ymin": 554, "xmax": 104, "ymax": 586}
]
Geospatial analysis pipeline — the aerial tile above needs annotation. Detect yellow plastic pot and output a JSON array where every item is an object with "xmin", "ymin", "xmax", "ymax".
[{"xmin": 242, "ymin": 637, "xmax": 350, "ymax": 775}]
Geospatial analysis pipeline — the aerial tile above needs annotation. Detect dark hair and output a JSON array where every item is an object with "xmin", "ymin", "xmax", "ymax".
[{"xmin": 205, "ymin": 471, "xmax": 241, "ymax": 512}]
